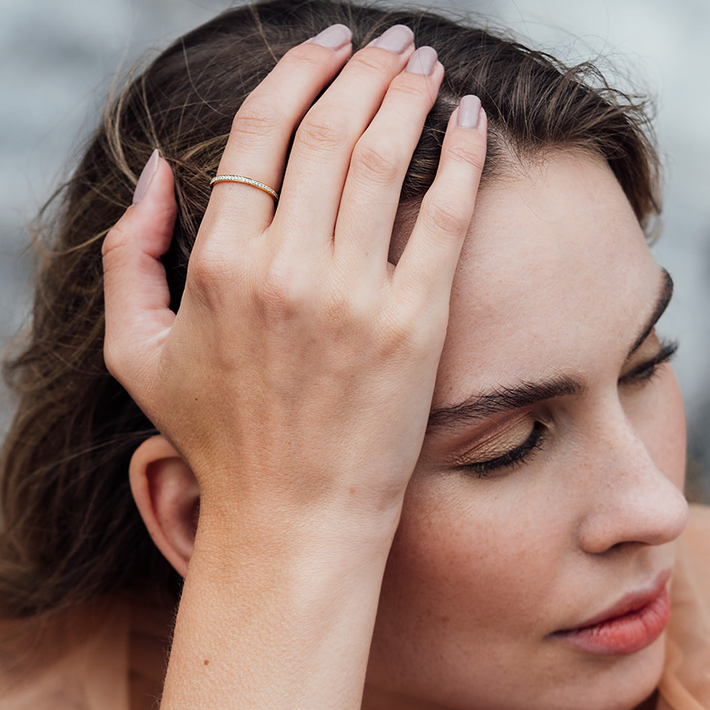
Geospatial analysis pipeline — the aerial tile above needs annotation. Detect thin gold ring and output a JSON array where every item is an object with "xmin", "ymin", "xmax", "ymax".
[{"xmin": 209, "ymin": 174, "xmax": 279, "ymax": 201}]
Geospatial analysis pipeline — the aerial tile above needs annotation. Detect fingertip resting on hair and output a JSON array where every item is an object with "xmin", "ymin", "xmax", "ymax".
[
  {"xmin": 133, "ymin": 149, "xmax": 161, "ymax": 205},
  {"xmin": 457, "ymin": 95, "xmax": 482, "ymax": 130}
]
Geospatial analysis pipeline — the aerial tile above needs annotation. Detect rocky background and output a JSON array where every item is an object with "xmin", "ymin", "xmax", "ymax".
[{"xmin": 1, "ymin": 0, "xmax": 708, "ymax": 496}]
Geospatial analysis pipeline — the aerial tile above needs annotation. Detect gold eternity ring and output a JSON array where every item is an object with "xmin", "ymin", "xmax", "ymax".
[{"xmin": 209, "ymin": 174, "xmax": 279, "ymax": 201}]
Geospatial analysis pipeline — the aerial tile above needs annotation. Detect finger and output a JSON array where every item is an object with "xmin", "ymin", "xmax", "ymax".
[
  {"xmin": 333, "ymin": 46, "xmax": 443, "ymax": 278},
  {"xmin": 394, "ymin": 95, "xmax": 487, "ymax": 304},
  {"xmin": 270, "ymin": 25, "xmax": 416, "ymax": 253},
  {"xmin": 102, "ymin": 153, "xmax": 177, "ymax": 395},
  {"xmin": 204, "ymin": 26, "xmax": 353, "ymax": 240}
]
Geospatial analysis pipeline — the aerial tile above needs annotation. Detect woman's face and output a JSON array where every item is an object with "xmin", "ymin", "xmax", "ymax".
[{"xmin": 364, "ymin": 152, "xmax": 689, "ymax": 710}]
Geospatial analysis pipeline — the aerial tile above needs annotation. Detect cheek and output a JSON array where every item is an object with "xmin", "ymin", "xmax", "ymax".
[{"xmin": 368, "ymin": 477, "xmax": 565, "ymax": 686}]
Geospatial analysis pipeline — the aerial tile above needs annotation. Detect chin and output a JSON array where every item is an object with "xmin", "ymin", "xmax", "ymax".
[
  {"xmin": 364, "ymin": 633, "xmax": 666, "ymax": 710},
  {"xmin": 542, "ymin": 634, "xmax": 666, "ymax": 710}
]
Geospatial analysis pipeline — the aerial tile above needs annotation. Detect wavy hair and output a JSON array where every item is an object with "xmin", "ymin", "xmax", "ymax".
[{"xmin": 0, "ymin": 0, "xmax": 660, "ymax": 618}]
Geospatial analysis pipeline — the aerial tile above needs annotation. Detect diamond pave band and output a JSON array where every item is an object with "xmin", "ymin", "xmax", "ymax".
[{"xmin": 209, "ymin": 174, "xmax": 279, "ymax": 201}]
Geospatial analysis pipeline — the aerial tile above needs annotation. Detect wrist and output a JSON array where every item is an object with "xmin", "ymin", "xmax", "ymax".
[
  {"xmin": 195, "ymin": 491, "xmax": 401, "ymax": 572},
  {"xmin": 162, "ymin": 496, "xmax": 396, "ymax": 709}
]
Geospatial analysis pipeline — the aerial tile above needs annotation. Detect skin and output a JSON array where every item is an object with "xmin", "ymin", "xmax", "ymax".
[
  {"xmin": 105, "ymin": 23, "xmax": 688, "ymax": 710},
  {"xmin": 107, "ymin": 26, "xmax": 491, "ymax": 709},
  {"xmin": 364, "ymin": 153, "xmax": 689, "ymax": 710}
]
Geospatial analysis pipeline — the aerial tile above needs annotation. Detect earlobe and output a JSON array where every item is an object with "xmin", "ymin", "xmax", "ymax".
[{"xmin": 129, "ymin": 435, "xmax": 199, "ymax": 578}]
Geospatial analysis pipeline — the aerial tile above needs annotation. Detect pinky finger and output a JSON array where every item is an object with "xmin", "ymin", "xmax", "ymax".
[{"xmin": 393, "ymin": 95, "xmax": 487, "ymax": 304}]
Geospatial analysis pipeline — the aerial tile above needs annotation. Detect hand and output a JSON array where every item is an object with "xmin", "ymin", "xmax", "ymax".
[
  {"xmin": 103, "ymin": 25, "xmax": 486, "ymax": 531},
  {"xmin": 102, "ymin": 23, "xmax": 487, "ymax": 709}
]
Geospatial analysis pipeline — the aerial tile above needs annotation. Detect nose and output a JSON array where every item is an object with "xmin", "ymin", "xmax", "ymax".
[{"xmin": 577, "ymin": 412, "xmax": 689, "ymax": 555}]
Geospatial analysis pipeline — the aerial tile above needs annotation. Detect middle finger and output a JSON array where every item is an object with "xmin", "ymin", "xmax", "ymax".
[
  {"xmin": 334, "ymin": 46, "xmax": 444, "ymax": 278},
  {"xmin": 271, "ymin": 25, "xmax": 416, "ymax": 254}
]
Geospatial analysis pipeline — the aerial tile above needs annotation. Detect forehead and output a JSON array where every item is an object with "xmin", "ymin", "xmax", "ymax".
[{"xmin": 433, "ymin": 152, "xmax": 659, "ymax": 407}]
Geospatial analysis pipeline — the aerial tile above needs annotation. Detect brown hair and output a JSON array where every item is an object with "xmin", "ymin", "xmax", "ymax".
[{"xmin": 0, "ymin": 0, "xmax": 660, "ymax": 618}]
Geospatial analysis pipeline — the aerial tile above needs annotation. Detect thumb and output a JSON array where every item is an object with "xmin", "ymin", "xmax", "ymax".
[{"xmin": 102, "ymin": 150, "xmax": 177, "ymax": 396}]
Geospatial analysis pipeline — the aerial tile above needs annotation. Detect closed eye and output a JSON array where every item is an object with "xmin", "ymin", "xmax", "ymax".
[
  {"xmin": 456, "ymin": 339, "xmax": 678, "ymax": 478},
  {"xmin": 618, "ymin": 339, "xmax": 678, "ymax": 387},
  {"xmin": 458, "ymin": 420, "xmax": 547, "ymax": 478}
]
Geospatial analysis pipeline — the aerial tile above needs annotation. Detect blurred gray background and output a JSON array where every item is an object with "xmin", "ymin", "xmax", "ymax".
[{"xmin": 1, "ymin": 0, "xmax": 709, "ymax": 494}]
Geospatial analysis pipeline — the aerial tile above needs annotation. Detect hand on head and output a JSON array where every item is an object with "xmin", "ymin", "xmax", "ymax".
[
  {"xmin": 2, "ymin": 4, "xmax": 688, "ymax": 709},
  {"xmin": 102, "ymin": 24, "xmax": 486, "ymax": 531},
  {"xmin": 101, "ymin": 23, "xmax": 487, "ymax": 709}
]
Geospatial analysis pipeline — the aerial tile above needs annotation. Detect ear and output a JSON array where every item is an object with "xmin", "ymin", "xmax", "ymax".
[{"xmin": 129, "ymin": 435, "xmax": 199, "ymax": 578}]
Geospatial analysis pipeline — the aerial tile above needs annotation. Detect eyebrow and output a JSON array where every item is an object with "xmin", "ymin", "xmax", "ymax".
[
  {"xmin": 427, "ymin": 377, "xmax": 583, "ymax": 430},
  {"xmin": 427, "ymin": 268, "xmax": 675, "ymax": 432},
  {"xmin": 626, "ymin": 268, "xmax": 673, "ymax": 359}
]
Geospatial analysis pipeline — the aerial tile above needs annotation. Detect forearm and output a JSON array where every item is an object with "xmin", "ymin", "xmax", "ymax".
[
  {"xmin": 101, "ymin": 20, "xmax": 487, "ymax": 709},
  {"xmin": 160, "ymin": 501, "xmax": 399, "ymax": 709}
]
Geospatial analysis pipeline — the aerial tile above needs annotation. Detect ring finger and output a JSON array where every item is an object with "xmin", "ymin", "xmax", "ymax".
[
  {"xmin": 203, "ymin": 24, "xmax": 353, "ymax": 241},
  {"xmin": 270, "ymin": 25, "xmax": 416, "ymax": 255}
]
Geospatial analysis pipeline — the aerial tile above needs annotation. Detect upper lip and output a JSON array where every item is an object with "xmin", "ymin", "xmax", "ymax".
[{"xmin": 556, "ymin": 568, "xmax": 672, "ymax": 632}]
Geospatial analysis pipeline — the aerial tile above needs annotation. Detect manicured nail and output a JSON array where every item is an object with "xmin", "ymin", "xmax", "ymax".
[
  {"xmin": 310, "ymin": 23, "xmax": 352, "ymax": 51},
  {"xmin": 405, "ymin": 46, "xmax": 438, "ymax": 75},
  {"xmin": 372, "ymin": 24, "xmax": 414, "ymax": 54},
  {"xmin": 457, "ymin": 95, "xmax": 482, "ymax": 129},
  {"xmin": 133, "ymin": 149, "xmax": 159, "ymax": 205}
]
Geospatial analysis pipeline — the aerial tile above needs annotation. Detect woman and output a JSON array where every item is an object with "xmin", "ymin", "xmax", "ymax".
[{"xmin": 1, "ymin": 0, "xmax": 708, "ymax": 708}]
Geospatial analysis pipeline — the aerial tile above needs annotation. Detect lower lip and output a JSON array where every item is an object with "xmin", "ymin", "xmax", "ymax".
[{"xmin": 552, "ymin": 587, "xmax": 670, "ymax": 656}]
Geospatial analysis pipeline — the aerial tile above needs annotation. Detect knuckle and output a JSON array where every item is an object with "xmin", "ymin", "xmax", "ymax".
[
  {"xmin": 350, "ymin": 143, "xmax": 401, "ymax": 186},
  {"xmin": 322, "ymin": 288, "xmax": 355, "ymax": 329},
  {"xmin": 101, "ymin": 223, "xmax": 129, "ymax": 260},
  {"xmin": 187, "ymin": 248, "xmax": 235, "ymax": 305},
  {"xmin": 296, "ymin": 110, "xmax": 349, "ymax": 152},
  {"xmin": 350, "ymin": 50, "xmax": 392, "ymax": 78},
  {"xmin": 377, "ymin": 308, "xmax": 426, "ymax": 357},
  {"xmin": 390, "ymin": 302, "xmax": 447, "ymax": 356},
  {"xmin": 326, "ymin": 283, "xmax": 374, "ymax": 326},
  {"xmin": 319, "ymin": 288, "xmax": 379, "ymax": 352},
  {"xmin": 388, "ymin": 75, "xmax": 429, "ymax": 101},
  {"xmin": 423, "ymin": 198, "xmax": 469, "ymax": 239},
  {"xmin": 256, "ymin": 259, "xmax": 306, "ymax": 321},
  {"xmin": 285, "ymin": 42, "xmax": 330, "ymax": 69},
  {"xmin": 448, "ymin": 140, "xmax": 486, "ymax": 172},
  {"xmin": 231, "ymin": 101, "xmax": 283, "ymax": 141}
]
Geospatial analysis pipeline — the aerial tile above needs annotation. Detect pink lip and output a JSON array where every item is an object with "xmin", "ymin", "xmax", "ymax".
[{"xmin": 551, "ymin": 569, "xmax": 672, "ymax": 656}]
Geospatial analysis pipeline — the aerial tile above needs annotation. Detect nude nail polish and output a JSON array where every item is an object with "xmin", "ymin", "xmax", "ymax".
[
  {"xmin": 372, "ymin": 24, "xmax": 414, "ymax": 54},
  {"xmin": 457, "ymin": 95, "xmax": 482, "ymax": 129},
  {"xmin": 310, "ymin": 24, "xmax": 352, "ymax": 51},
  {"xmin": 405, "ymin": 46, "xmax": 438, "ymax": 75},
  {"xmin": 133, "ymin": 149, "xmax": 159, "ymax": 205}
]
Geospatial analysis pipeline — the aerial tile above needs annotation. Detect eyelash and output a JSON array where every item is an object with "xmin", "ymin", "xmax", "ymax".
[
  {"xmin": 618, "ymin": 339, "xmax": 678, "ymax": 386},
  {"xmin": 460, "ymin": 420, "xmax": 547, "ymax": 478},
  {"xmin": 460, "ymin": 339, "xmax": 679, "ymax": 478}
]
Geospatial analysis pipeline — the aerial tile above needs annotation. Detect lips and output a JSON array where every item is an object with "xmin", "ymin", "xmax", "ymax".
[{"xmin": 551, "ymin": 569, "xmax": 672, "ymax": 656}]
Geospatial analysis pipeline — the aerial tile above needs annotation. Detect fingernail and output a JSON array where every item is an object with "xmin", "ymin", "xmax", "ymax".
[
  {"xmin": 457, "ymin": 95, "xmax": 482, "ymax": 129},
  {"xmin": 405, "ymin": 46, "xmax": 438, "ymax": 75},
  {"xmin": 372, "ymin": 24, "xmax": 414, "ymax": 54},
  {"xmin": 133, "ymin": 149, "xmax": 160, "ymax": 205},
  {"xmin": 310, "ymin": 23, "xmax": 352, "ymax": 51}
]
